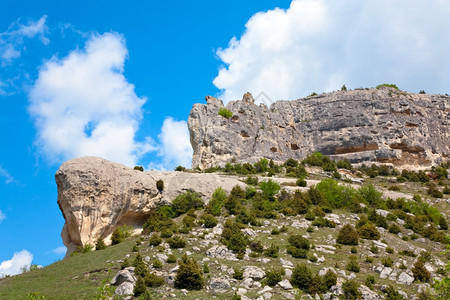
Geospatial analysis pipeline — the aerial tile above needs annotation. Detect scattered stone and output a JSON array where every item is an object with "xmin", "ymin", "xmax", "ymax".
[
  {"xmin": 206, "ymin": 245, "xmax": 238, "ymax": 260},
  {"xmin": 111, "ymin": 267, "xmax": 136, "ymax": 286},
  {"xmin": 358, "ymin": 284, "xmax": 382, "ymax": 300},
  {"xmin": 181, "ymin": 289, "xmax": 188, "ymax": 295},
  {"xmin": 258, "ymin": 286, "xmax": 273, "ymax": 294},
  {"xmin": 375, "ymin": 209, "xmax": 389, "ymax": 218},
  {"xmin": 398, "ymin": 272, "xmax": 414, "ymax": 285},
  {"xmin": 280, "ymin": 258, "xmax": 294, "ymax": 268},
  {"xmin": 319, "ymin": 267, "xmax": 336, "ymax": 276},
  {"xmin": 257, "ymin": 258, "xmax": 271, "ymax": 264},
  {"xmin": 208, "ymin": 277, "xmax": 231, "ymax": 293},
  {"xmin": 278, "ymin": 279, "xmax": 293, "ymax": 290},
  {"xmin": 242, "ymin": 228, "xmax": 256, "ymax": 236},
  {"xmin": 241, "ymin": 278, "xmax": 254, "ymax": 289},
  {"xmin": 380, "ymin": 267, "xmax": 393, "ymax": 279},
  {"xmin": 115, "ymin": 282, "xmax": 134, "ymax": 296},
  {"xmin": 243, "ymin": 266, "xmax": 265, "ymax": 280}
]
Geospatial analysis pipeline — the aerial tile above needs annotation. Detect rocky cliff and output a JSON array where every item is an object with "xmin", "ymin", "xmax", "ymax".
[
  {"xmin": 56, "ymin": 156, "xmax": 244, "ymax": 254},
  {"xmin": 188, "ymin": 88, "xmax": 449, "ymax": 169}
]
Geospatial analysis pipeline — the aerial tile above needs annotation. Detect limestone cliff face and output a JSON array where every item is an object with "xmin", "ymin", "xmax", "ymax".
[
  {"xmin": 56, "ymin": 156, "xmax": 244, "ymax": 254},
  {"xmin": 188, "ymin": 88, "xmax": 449, "ymax": 169}
]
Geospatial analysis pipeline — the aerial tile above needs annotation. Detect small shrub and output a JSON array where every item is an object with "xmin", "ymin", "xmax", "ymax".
[
  {"xmin": 399, "ymin": 249, "xmax": 416, "ymax": 257},
  {"xmin": 144, "ymin": 273, "xmax": 165, "ymax": 287},
  {"xmin": 156, "ymin": 179, "xmax": 164, "ymax": 192},
  {"xmin": 376, "ymin": 83, "xmax": 399, "ymax": 90},
  {"xmin": 382, "ymin": 257, "xmax": 393, "ymax": 267},
  {"xmin": 384, "ymin": 284, "xmax": 405, "ymax": 300},
  {"xmin": 308, "ymin": 254, "xmax": 318, "ymax": 262},
  {"xmin": 203, "ymin": 263, "xmax": 209, "ymax": 273},
  {"xmin": 296, "ymin": 178, "xmax": 307, "ymax": 187},
  {"xmin": 342, "ymin": 280, "xmax": 361, "ymax": 300},
  {"xmin": 337, "ymin": 224, "xmax": 359, "ymax": 245},
  {"xmin": 205, "ymin": 187, "xmax": 227, "ymax": 216},
  {"xmin": 166, "ymin": 254, "xmax": 177, "ymax": 263},
  {"xmin": 149, "ymin": 233, "xmax": 162, "ymax": 246},
  {"xmin": 111, "ymin": 225, "xmax": 134, "ymax": 245},
  {"xmin": 134, "ymin": 166, "xmax": 144, "ymax": 171},
  {"xmin": 259, "ymin": 179, "xmax": 281, "ymax": 200},
  {"xmin": 121, "ymin": 258, "xmax": 130, "ymax": 269},
  {"xmin": 95, "ymin": 238, "xmax": 106, "ymax": 250},
  {"xmin": 152, "ymin": 259, "xmax": 163, "ymax": 269},
  {"xmin": 350, "ymin": 246, "xmax": 358, "ymax": 253},
  {"xmin": 233, "ymin": 267, "xmax": 244, "ymax": 280},
  {"xmin": 245, "ymin": 176, "xmax": 259, "ymax": 186},
  {"xmin": 174, "ymin": 254, "xmax": 204, "ymax": 290},
  {"xmin": 346, "ymin": 256, "xmax": 360, "ymax": 273},
  {"xmin": 305, "ymin": 209, "xmax": 315, "ymax": 221},
  {"xmin": 370, "ymin": 243, "xmax": 379, "ymax": 254},
  {"xmin": 365, "ymin": 275, "xmax": 375, "ymax": 289},
  {"xmin": 198, "ymin": 214, "xmax": 218, "ymax": 228},
  {"xmin": 388, "ymin": 224, "xmax": 401, "ymax": 234},
  {"xmin": 288, "ymin": 234, "xmax": 310, "ymax": 250},
  {"xmin": 172, "ymin": 191, "xmax": 204, "ymax": 216},
  {"xmin": 290, "ymin": 264, "xmax": 312, "ymax": 290},
  {"xmin": 250, "ymin": 241, "xmax": 264, "ymax": 253},
  {"xmin": 167, "ymin": 236, "xmax": 186, "ymax": 249},
  {"xmin": 265, "ymin": 269, "xmax": 283, "ymax": 286},
  {"xmin": 134, "ymin": 276, "xmax": 147, "ymax": 297},
  {"xmin": 160, "ymin": 229, "xmax": 173, "ymax": 238},
  {"xmin": 358, "ymin": 223, "xmax": 380, "ymax": 240},
  {"xmin": 412, "ymin": 260, "xmax": 431, "ymax": 282},
  {"xmin": 386, "ymin": 247, "xmax": 394, "ymax": 254},
  {"xmin": 218, "ymin": 107, "xmax": 233, "ymax": 118},
  {"xmin": 271, "ymin": 228, "xmax": 280, "ymax": 235},
  {"xmin": 365, "ymin": 256, "xmax": 374, "ymax": 263},
  {"xmin": 323, "ymin": 269, "xmax": 337, "ymax": 289},
  {"xmin": 264, "ymin": 243, "xmax": 279, "ymax": 258}
]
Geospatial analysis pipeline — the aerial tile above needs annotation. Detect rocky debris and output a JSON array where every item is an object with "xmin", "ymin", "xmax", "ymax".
[
  {"xmin": 277, "ymin": 279, "xmax": 293, "ymax": 290},
  {"xmin": 111, "ymin": 267, "xmax": 136, "ymax": 296},
  {"xmin": 208, "ymin": 277, "xmax": 231, "ymax": 293},
  {"xmin": 188, "ymin": 89, "xmax": 449, "ymax": 169},
  {"xmin": 56, "ymin": 156, "xmax": 244, "ymax": 254},
  {"xmin": 319, "ymin": 267, "xmax": 336, "ymax": 276},
  {"xmin": 358, "ymin": 285, "xmax": 382, "ymax": 300},
  {"xmin": 398, "ymin": 272, "xmax": 415, "ymax": 285},
  {"xmin": 206, "ymin": 245, "xmax": 238, "ymax": 260},
  {"xmin": 243, "ymin": 266, "xmax": 265, "ymax": 280}
]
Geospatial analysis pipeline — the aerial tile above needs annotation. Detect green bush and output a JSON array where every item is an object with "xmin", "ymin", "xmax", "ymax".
[
  {"xmin": 308, "ymin": 274, "xmax": 326, "ymax": 294},
  {"xmin": 221, "ymin": 222, "xmax": 248, "ymax": 255},
  {"xmin": 412, "ymin": 260, "xmax": 431, "ymax": 282},
  {"xmin": 134, "ymin": 166, "xmax": 144, "ymax": 171},
  {"xmin": 245, "ymin": 176, "xmax": 259, "ymax": 186},
  {"xmin": 323, "ymin": 269, "xmax": 337, "ymax": 289},
  {"xmin": 166, "ymin": 254, "xmax": 177, "ymax": 263},
  {"xmin": 264, "ymin": 244, "xmax": 279, "ymax": 258},
  {"xmin": 265, "ymin": 269, "xmax": 283, "ymax": 287},
  {"xmin": 134, "ymin": 276, "xmax": 147, "ymax": 297},
  {"xmin": 290, "ymin": 264, "xmax": 312, "ymax": 290},
  {"xmin": 160, "ymin": 229, "xmax": 173, "ymax": 238},
  {"xmin": 296, "ymin": 178, "xmax": 307, "ymax": 187},
  {"xmin": 365, "ymin": 275, "xmax": 375, "ymax": 289},
  {"xmin": 218, "ymin": 107, "xmax": 233, "ymax": 118},
  {"xmin": 143, "ymin": 207, "xmax": 176, "ymax": 234},
  {"xmin": 175, "ymin": 165, "xmax": 186, "ymax": 171},
  {"xmin": 337, "ymin": 224, "xmax": 359, "ymax": 245},
  {"xmin": 250, "ymin": 241, "xmax": 264, "ymax": 253},
  {"xmin": 121, "ymin": 258, "xmax": 130, "ymax": 269},
  {"xmin": 287, "ymin": 246, "xmax": 308, "ymax": 258},
  {"xmin": 198, "ymin": 214, "xmax": 218, "ymax": 228},
  {"xmin": 233, "ymin": 267, "xmax": 244, "ymax": 280},
  {"xmin": 342, "ymin": 280, "xmax": 361, "ymax": 300},
  {"xmin": 149, "ymin": 233, "xmax": 162, "ymax": 246},
  {"xmin": 288, "ymin": 234, "xmax": 310, "ymax": 250},
  {"xmin": 384, "ymin": 284, "xmax": 405, "ymax": 300},
  {"xmin": 152, "ymin": 259, "xmax": 163, "ymax": 269},
  {"xmin": 172, "ymin": 191, "xmax": 204, "ymax": 216},
  {"xmin": 205, "ymin": 187, "xmax": 227, "ymax": 216},
  {"xmin": 346, "ymin": 256, "xmax": 360, "ymax": 272},
  {"xmin": 156, "ymin": 179, "xmax": 164, "ymax": 192},
  {"xmin": 259, "ymin": 179, "xmax": 281, "ymax": 200},
  {"xmin": 182, "ymin": 215, "xmax": 196, "ymax": 228},
  {"xmin": 174, "ymin": 254, "xmax": 204, "ymax": 290},
  {"xmin": 359, "ymin": 184, "xmax": 382, "ymax": 206},
  {"xmin": 95, "ymin": 238, "xmax": 106, "ymax": 250},
  {"xmin": 376, "ymin": 83, "xmax": 399, "ymax": 90},
  {"xmin": 111, "ymin": 225, "xmax": 134, "ymax": 245},
  {"xmin": 438, "ymin": 215, "xmax": 448, "ymax": 230},
  {"xmin": 382, "ymin": 257, "xmax": 393, "ymax": 268},
  {"xmin": 144, "ymin": 273, "xmax": 165, "ymax": 287},
  {"xmin": 357, "ymin": 223, "xmax": 380, "ymax": 240},
  {"xmin": 388, "ymin": 224, "xmax": 401, "ymax": 234},
  {"xmin": 167, "ymin": 236, "xmax": 186, "ymax": 249},
  {"xmin": 312, "ymin": 217, "xmax": 336, "ymax": 228}
]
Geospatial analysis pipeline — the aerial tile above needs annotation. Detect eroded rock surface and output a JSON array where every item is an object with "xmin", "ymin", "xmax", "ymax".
[
  {"xmin": 188, "ymin": 88, "xmax": 449, "ymax": 169},
  {"xmin": 56, "ymin": 156, "xmax": 244, "ymax": 254}
]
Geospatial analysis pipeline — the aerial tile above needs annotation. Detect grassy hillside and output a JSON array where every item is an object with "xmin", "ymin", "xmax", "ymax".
[{"xmin": 0, "ymin": 155, "xmax": 448, "ymax": 299}]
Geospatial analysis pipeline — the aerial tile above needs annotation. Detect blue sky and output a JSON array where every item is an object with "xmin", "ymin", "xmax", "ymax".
[{"xmin": 0, "ymin": 0, "xmax": 449, "ymax": 274}]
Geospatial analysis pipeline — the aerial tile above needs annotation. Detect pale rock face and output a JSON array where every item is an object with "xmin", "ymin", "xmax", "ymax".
[
  {"xmin": 56, "ymin": 156, "xmax": 244, "ymax": 254},
  {"xmin": 188, "ymin": 89, "xmax": 449, "ymax": 169}
]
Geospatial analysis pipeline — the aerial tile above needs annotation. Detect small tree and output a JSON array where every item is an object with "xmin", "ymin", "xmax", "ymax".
[
  {"xmin": 412, "ymin": 260, "xmax": 431, "ymax": 282},
  {"xmin": 95, "ymin": 238, "xmax": 106, "ymax": 250},
  {"xmin": 133, "ymin": 276, "xmax": 147, "ymax": 297},
  {"xmin": 156, "ymin": 179, "xmax": 164, "ymax": 192},
  {"xmin": 291, "ymin": 264, "xmax": 312, "ymax": 290},
  {"xmin": 337, "ymin": 224, "xmax": 359, "ymax": 245},
  {"xmin": 174, "ymin": 254, "xmax": 204, "ymax": 290}
]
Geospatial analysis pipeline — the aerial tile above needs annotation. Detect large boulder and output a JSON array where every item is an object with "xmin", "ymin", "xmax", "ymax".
[
  {"xmin": 188, "ymin": 89, "xmax": 449, "ymax": 169},
  {"xmin": 56, "ymin": 156, "xmax": 244, "ymax": 254}
]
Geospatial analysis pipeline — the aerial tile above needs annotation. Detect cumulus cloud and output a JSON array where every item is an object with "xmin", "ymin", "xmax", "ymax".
[
  {"xmin": 213, "ymin": 0, "xmax": 450, "ymax": 103},
  {"xmin": 0, "ymin": 250, "xmax": 33, "ymax": 278},
  {"xmin": 51, "ymin": 246, "xmax": 67, "ymax": 255},
  {"xmin": 0, "ymin": 15, "xmax": 48, "ymax": 65},
  {"xmin": 154, "ymin": 117, "xmax": 192, "ymax": 170},
  {"xmin": 29, "ymin": 32, "xmax": 154, "ymax": 166},
  {"xmin": 0, "ymin": 210, "xmax": 5, "ymax": 223}
]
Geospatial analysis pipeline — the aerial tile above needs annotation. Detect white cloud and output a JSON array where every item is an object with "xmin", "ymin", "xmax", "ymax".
[
  {"xmin": 0, "ymin": 210, "xmax": 5, "ymax": 223},
  {"xmin": 29, "ymin": 32, "xmax": 155, "ymax": 166},
  {"xmin": 0, "ymin": 15, "xmax": 48, "ymax": 65},
  {"xmin": 0, "ymin": 250, "xmax": 33, "ymax": 278},
  {"xmin": 0, "ymin": 166, "xmax": 14, "ymax": 184},
  {"xmin": 155, "ymin": 117, "xmax": 192, "ymax": 170},
  {"xmin": 213, "ymin": 0, "xmax": 450, "ymax": 103},
  {"xmin": 51, "ymin": 246, "xmax": 66, "ymax": 255}
]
